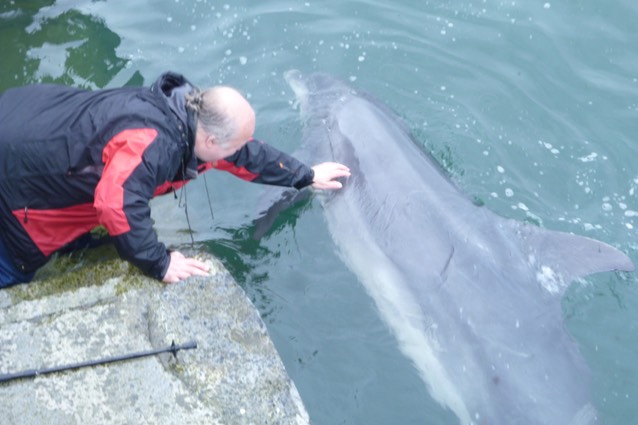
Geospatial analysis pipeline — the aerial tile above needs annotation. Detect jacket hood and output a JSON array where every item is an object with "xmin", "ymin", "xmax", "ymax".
[{"xmin": 150, "ymin": 72, "xmax": 199, "ymax": 180}]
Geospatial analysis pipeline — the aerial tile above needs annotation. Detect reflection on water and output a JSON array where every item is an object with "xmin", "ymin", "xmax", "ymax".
[
  {"xmin": 204, "ymin": 194, "xmax": 313, "ymax": 320},
  {"xmin": 0, "ymin": 0, "xmax": 131, "ymax": 90}
]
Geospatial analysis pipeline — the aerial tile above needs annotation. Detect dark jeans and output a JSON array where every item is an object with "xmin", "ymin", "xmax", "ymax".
[{"xmin": 0, "ymin": 236, "xmax": 35, "ymax": 288}]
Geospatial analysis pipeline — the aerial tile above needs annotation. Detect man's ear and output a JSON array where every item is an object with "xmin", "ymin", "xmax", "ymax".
[{"xmin": 206, "ymin": 134, "xmax": 216, "ymax": 147}]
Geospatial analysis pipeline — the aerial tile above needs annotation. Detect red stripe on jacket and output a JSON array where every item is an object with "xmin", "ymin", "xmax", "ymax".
[
  {"xmin": 153, "ymin": 162, "xmax": 215, "ymax": 196},
  {"xmin": 212, "ymin": 159, "xmax": 258, "ymax": 181},
  {"xmin": 94, "ymin": 128, "xmax": 158, "ymax": 236},
  {"xmin": 12, "ymin": 204, "xmax": 99, "ymax": 257}
]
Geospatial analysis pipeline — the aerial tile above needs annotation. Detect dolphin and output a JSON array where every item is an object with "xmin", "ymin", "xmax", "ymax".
[{"xmin": 278, "ymin": 70, "xmax": 634, "ymax": 425}]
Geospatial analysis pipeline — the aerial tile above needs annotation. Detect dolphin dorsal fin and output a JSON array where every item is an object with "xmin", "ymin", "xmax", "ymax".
[{"xmin": 507, "ymin": 220, "xmax": 634, "ymax": 295}]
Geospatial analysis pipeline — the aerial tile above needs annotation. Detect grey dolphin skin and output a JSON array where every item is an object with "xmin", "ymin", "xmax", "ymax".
[{"xmin": 281, "ymin": 70, "xmax": 634, "ymax": 425}]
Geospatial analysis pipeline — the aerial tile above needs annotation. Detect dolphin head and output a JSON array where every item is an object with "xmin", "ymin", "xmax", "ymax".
[
  {"xmin": 285, "ymin": 70, "xmax": 356, "ymax": 121},
  {"xmin": 284, "ymin": 70, "xmax": 362, "ymax": 169}
]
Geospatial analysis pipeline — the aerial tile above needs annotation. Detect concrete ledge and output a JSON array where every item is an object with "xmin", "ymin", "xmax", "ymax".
[{"xmin": 0, "ymin": 251, "xmax": 309, "ymax": 425}]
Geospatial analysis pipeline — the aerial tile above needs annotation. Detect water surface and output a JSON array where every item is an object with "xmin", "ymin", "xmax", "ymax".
[{"xmin": 1, "ymin": 1, "xmax": 637, "ymax": 423}]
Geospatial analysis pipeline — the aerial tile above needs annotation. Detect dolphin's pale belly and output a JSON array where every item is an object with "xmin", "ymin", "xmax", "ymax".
[{"xmin": 323, "ymin": 186, "xmax": 475, "ymax": 423}]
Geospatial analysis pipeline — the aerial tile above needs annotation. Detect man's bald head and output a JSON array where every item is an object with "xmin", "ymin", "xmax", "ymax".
[{"xmin": 190, "ymin": 86, "xmax": 255, "ymax": 147}]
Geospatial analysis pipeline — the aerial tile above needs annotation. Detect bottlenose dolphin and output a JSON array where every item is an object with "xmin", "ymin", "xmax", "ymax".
[{"xmin": 278, "ymin": 70, "xmax": 634, "ymax": 425}]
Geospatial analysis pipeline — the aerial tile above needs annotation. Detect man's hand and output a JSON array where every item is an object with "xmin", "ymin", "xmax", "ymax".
[
  {"xmin": 311, "ymin": 162, "xmax": 351, "ymax": 190},
  {"xmin": 163, "ymin": 251, "xmax": 210, "ymax": 283}
]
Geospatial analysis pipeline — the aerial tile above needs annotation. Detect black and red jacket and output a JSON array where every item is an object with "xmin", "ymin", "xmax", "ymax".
[{"xmin": 0, "ymin": 72, "xmax": 314, "ymax": 279}]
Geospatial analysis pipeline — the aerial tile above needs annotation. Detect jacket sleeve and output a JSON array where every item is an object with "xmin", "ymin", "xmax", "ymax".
[
  {"xmin": 94, "ymin": 128, "xmax": 171, "ymax": 280},
  {"xmin": 214, "ymin": 139, "xmax": 315, "ymax": 189}
]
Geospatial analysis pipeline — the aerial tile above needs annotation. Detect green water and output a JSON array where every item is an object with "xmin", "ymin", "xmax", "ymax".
[{"xmin": 1, "ymin": 1, "xmax": 637, "ymax": 423}]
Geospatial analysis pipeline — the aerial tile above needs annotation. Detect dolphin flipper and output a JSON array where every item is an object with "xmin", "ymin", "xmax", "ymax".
[{"xmin": 251, "ymin": 187, "xmax": 312, "ymax": 240}]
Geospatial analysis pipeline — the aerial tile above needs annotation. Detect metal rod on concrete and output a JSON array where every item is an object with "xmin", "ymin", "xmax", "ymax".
[{"xmin": 0, "ymin": 340, "xmax": 197, "ymax": 384}]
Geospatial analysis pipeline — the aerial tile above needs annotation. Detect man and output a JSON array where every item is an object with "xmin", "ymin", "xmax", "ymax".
[{"xmin": 0, "ymin": 72, "xmax": 350, "ymax": 287}]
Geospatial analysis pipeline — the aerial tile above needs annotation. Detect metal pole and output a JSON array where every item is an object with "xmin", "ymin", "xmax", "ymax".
[{"xmin": 0, "ymin": 340, "xmax": 197, "ymax": 384}]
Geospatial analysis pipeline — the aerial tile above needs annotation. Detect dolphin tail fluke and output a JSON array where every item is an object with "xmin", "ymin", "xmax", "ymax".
[{"xmin": 510, "ymin": 221, "xmax": 634, "ymax": 293}]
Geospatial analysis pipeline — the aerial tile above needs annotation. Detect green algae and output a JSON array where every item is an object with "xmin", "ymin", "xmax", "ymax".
[{"xmin": 7, "ymin": 244, "xmax": 158, "ymax": 302}]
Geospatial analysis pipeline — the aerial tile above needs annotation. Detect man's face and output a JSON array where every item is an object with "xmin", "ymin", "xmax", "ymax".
[{"xmin": 194, "ymin": 112, "xmax": 255, "ymax": 162}]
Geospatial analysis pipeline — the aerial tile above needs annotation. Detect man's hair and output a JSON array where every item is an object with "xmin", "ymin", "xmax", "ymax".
[{"xmin": 186, "ymin": 87, "xmax": 237, "ymax": 147}]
